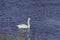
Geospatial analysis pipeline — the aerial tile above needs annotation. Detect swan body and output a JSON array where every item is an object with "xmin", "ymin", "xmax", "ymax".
[
  {"xmin": 17, "ymin": 24, "xmax": 29, "ymax": 28},
  {"xmin": 17, "ymin": 18, "xmax": 31, "ymax": 29}
]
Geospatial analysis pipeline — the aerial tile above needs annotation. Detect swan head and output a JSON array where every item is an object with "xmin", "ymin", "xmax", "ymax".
[{"xmin": 28, "ymin": 18, "xmax": 31, "ymax": 21}]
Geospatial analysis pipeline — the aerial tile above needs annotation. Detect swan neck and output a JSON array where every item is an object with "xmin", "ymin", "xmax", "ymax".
[{"xmin": 28, "ymin": 18, "xmax": 30, "ymax": 27}]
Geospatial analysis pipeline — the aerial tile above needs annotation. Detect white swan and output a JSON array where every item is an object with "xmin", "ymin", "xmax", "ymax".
[{"xmin": 17, "ymin": 18, "xmax": 31, "ymax": 29}]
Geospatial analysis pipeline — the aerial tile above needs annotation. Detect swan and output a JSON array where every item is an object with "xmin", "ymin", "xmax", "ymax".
[{"xmin": 17, "ymin": 18, "xmax": 31, "ymax": 29}]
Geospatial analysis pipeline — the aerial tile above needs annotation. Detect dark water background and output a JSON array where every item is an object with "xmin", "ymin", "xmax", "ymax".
[{"xmin": 0, "ymin": 0, "xmax": 60, "ymax": 40}]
